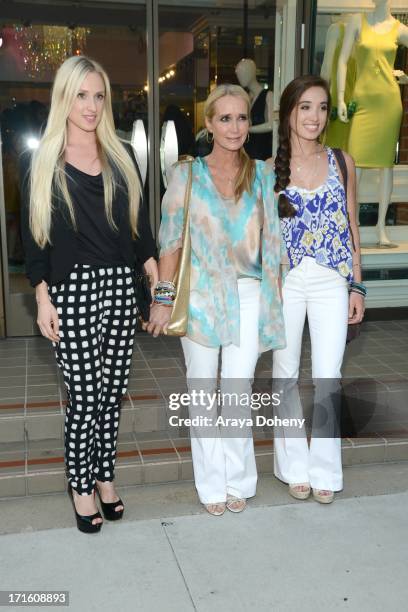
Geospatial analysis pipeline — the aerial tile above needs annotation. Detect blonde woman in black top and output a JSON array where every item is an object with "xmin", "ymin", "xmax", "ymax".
[{"xmin": 21, "ymin": 56, "xmax": 158, "ymax": 533}]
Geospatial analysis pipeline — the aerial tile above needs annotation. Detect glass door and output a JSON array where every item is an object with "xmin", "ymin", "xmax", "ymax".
[
  {"xmin": 154, "ymin": 0, "xmax": 301, "ymax": 209},
  {"xmin": 0, "ymin": 2, "xmax": 148, "ymax": 336},
  {"xmin": 156, "ymin": 1, "xmax": 279, "ymax": 166},
  {"xmin": 272, "ymin": 0, "xmax": 299, "ymax": 152}
]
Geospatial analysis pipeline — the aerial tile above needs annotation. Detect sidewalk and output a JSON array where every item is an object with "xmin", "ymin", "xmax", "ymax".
[{"xmin": 1, "ymin": 463, "xmax": 407, "ymax": 612}]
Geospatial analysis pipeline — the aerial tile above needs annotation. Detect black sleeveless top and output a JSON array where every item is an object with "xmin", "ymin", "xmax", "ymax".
[{"xmin": 244, "ymin": 89, "xmax": 273, "ymax": 161}]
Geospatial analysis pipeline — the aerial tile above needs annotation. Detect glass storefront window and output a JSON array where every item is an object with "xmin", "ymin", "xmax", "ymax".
[
  {"xmin": 158, "ymin": 2, "xmax": 276, "ymax": 162},
  {"xmin": 313, "ymin": 3, "xmax": 408, "ymax": 231},
  {"xmin": 0, "ymin": 9, "xmax": 147, "ymax": 335},
  {"xmin": 0, "ymin": 0, "xmax": 299, "ymax": 336}
]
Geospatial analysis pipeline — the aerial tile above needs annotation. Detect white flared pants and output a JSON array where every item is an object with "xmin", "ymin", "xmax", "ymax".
[
  {"xmin": 273, "ymin": 257, "xmax": 348, "ymax": 491},
  {"xmin": 181, "ymin": 278, "xmax": 260, "ymax": 503}
]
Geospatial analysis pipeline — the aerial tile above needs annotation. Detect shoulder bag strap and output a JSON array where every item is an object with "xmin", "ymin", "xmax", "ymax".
[
  {"xmin": 332, "ymin": 147, "xmax": 348, "ymax": 195},
  {"xmin": 165, "ymin": 157, "xmax": 193, "ymax": 336},
  {"xmin": 332, "ymin": 147, "xmax": 356, "ymax": 252}
]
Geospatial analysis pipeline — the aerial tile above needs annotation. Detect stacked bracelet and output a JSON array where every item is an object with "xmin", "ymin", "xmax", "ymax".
[
  {"xmin": 349, "ymin": 281, "xmax": 367, "ymax": 297},
  {"xmin": 156, "ymin": 281, "xmax": 176, "ymax": 291},
  {"xmin": 154, "ymin": 281, "xmax": 176, "ymax": 306}
]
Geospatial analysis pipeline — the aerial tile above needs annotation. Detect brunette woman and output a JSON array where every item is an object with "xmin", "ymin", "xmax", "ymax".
[{"xmin": 271, "ymin": 75, "xmax": 365, "ymax": 504}]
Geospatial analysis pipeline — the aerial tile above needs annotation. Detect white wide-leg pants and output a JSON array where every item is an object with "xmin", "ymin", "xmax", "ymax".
[
  {"xmin": 273, "ymin": 257, "xmax": 348, "ymax": 492},
  {"xmin": 181, "ymin": 278, "xmax": 260, "ymax": 504}
]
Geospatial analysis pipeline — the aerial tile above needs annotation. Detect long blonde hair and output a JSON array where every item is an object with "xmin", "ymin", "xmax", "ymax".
[
  {"xmin": 29, "ymin": 55, "xmax": 141, "ymax": 247},
  {"xmin": 204, "ymin": 84, "xmax": 255, "ymax": 201}
]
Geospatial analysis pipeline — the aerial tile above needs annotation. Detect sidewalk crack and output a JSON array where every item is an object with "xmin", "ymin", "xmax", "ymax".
[{"xmin": 161, "ymin": 520, "xmax": 198, "ymax": 611}]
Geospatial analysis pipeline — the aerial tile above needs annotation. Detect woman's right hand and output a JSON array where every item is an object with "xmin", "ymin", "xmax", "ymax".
[
  {"xmin": 36, "ymin": 295, "xmax": 60, "ymax": 342},
  {"xmin": 145, "ymin": 303, "xmax": 172, "ymax": 337},
  {"xmin": 143, "ymin": 257, "xmax": 159, "ymax": 299}
]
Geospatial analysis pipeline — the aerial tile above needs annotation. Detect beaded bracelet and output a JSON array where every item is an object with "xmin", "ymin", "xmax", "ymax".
[
  {"xmin": 154, "ymin": 287, "xmax": 175, "ymax": 295},
  {"xmin": 154, "ymin": 280, "xmax": 176, "ymax": 306},
  {"xmin": 350, "ymin": 289, "xmax": 366, "ymax": 298},
  {"xmin": 154, "ymin": 295, "xmax": 175, "ymax": 306},
  {"xmin": 155, "ymin": 281, "xmax": 176, "ymax": 292},
  {"xmin": 349, "ymin": 281, "xmax": 367, "ymax": 297},
  {"xmin": 154, "ymin": 293, "xmax": 176, "ymax": 305}
]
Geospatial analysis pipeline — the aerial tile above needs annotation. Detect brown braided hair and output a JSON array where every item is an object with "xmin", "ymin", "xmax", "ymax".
[{"xmin": 275, "ymin": 75, "xmax": 331, "ymax": 218}]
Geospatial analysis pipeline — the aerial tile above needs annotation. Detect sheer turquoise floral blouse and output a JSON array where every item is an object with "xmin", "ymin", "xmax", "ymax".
[{"xmin": 159, "ymin": 157, "xmax": 285, "ymax": 354}]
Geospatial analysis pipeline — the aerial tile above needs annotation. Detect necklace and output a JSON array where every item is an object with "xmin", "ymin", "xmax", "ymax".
[
  {"xmin": 295, "ymin": 155, "xmax": 321, "ymax": 176},
  {"xmin": 292, "ymin": 148, "xmax": 323, "ymax": 174}
]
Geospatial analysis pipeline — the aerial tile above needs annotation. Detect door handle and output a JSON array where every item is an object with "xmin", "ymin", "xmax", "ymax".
[{"xmin": 160, "ymin": 120, "xmax": 178, "ymax": 188}]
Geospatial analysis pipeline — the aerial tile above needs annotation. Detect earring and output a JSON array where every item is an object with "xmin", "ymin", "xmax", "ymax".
[
  {"xmin": 206, "ymin": 131, "xmax": 214, "ymax": 143},
  {"xmin": 246, "ymin": 133, "xmax": 250, "ymax": 143}
]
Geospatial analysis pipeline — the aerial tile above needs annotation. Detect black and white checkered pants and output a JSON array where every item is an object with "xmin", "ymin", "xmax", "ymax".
[{"xmin": 49, "ymin": 264, "xmax": 138, "ymax": 495}]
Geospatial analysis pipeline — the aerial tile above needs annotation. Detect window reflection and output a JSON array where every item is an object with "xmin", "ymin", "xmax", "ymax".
[
  {"xmin": 158, "ymin": 3, "xmax": 276, "ymax": 163},
  {"xmin": 0, "ymin": 20, "xmax": 147, "ymax": 335}
]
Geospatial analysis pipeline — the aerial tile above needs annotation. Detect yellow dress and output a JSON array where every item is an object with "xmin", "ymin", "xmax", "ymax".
[
  {"xmin": 326, "ymin": 22, "xmax": 356, "ymax": 151},
  {"xmin": 348, "ymin": 14, "xmax": 402, "ymax": 168}
]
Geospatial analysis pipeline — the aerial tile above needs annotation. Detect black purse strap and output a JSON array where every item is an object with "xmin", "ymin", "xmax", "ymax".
[
  {"xmin": 332, "ymin": 147, "xmax": 348, "ymax": 195},
  {"xmin": 332, "ymin": 147, "xmax": 356, "ymax": 252}
]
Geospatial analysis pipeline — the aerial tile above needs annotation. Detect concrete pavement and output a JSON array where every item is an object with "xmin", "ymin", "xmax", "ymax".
[{"xmin": 0, "ymin": 463, "xmax": 407, "ymax": 612}]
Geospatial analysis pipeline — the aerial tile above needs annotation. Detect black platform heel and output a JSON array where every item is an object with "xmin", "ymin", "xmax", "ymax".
[
  {"xmin": 98, "ymin": 497, "xmax": 124, "ymax": 521},
  {"xmin": 68, "ymin": 485, "xmax": 103, "ymax": 534}
]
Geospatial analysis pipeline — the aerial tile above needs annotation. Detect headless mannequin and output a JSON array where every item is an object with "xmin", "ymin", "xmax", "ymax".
[
  {"xmin": 235, "ymin": 58, "xmax": 273, "ymax": 159},
  {"xmin": 321, "ymin": 15, "xmax": 347, "ymax": 83},
  {"xmin": 235, "ymin": 59, "xmax": 273, "ymax": 133},
  {"xmin": 337, "ymin": 1, "xmax": 408, "ymax": 245},
  {"xmin": 321, "ymin": 14, "xmax": 356, "ymax": 150}
]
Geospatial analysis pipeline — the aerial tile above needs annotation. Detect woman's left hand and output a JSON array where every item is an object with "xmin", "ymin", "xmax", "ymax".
[
  {"xmin": 348, "ymin": 292, "xmax": 365, "ymax": 324},
  {"xmin": 145, "ymin": 303, "xmax": 172, "ymax": 337},
  {"xmin": 143, "ymin": 257, "xmax": 159, "ymax": 298}
]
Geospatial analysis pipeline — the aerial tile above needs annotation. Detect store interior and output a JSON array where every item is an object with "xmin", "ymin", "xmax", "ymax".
[{"xmin": 1, "ymin": 0, "xmax": 408, "ymax": 337}]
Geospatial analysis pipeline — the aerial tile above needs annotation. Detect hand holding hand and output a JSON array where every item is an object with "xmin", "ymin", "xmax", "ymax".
[
  {"xmin": 145, "ymin": 303, "xmax": 172, "ymax": 337},
  {"xmin": 143, "ymin": 257, "xmax": 159, "ymax": 298}
]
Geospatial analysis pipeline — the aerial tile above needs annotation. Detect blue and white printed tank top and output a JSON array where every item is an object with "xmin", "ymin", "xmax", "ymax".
[{"xmin": 280, "ymin": 147, "xmax": 353, "ymax": 281}]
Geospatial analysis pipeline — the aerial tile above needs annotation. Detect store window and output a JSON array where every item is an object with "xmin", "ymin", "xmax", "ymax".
[
  {"xmin": 313, "ymin": 1, "xmax": 408, "ymax": 239},
  {"xmin": 0, "ymin": 0, "xmax": 299, "ymax": 336},
  {"xmin": 0, "ymin": 11, "xmax": 147, "ymax": 336},
  {"xmin": 156, "ymin": 1, "xmax": 278, "ymax": 199}
]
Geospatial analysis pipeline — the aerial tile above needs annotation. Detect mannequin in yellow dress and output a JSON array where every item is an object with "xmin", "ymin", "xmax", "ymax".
[
  {"xmin": 337, "ymin": 1, "xmax": 408, "ymax": 245},
  {"xmin": 321, "ymin": 14, "xmax": 356, "ymax": 151}
]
